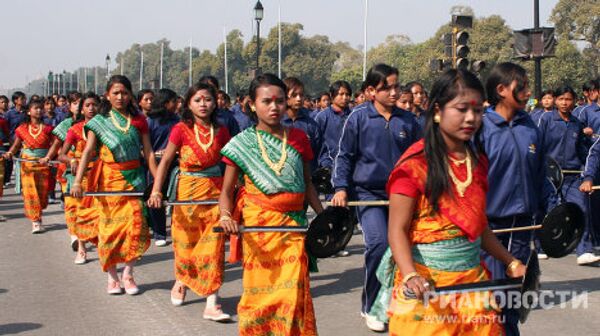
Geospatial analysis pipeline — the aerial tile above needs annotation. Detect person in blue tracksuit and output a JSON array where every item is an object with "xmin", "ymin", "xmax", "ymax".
[
  {"xmin": 198, "ymin": 75, "xmax": 241, "ymax": 136},
  {"xmin": 146, "ymin": 88, "xmax": 180, "ymax": 246},
  {"xmin": 538, "ymin": 85, "xmax": 600, "ymax": 265},
  {"xmin": 405, "ymin": 81, "xmax": 426, "ymax": 129},
  {"xmin": 573, "ymin": 79, "xmax": 600, "ymax": 120},
  {"xmin": 530, "ymin": 88, "xmax": 555, "ymax": 125},
  {"xmin": 282, "ymin": 77, "xmax": 322, "ymax": 172},
  {"xmin": 575, "ymin": 79, "xmax": 600, "ymax": 244},
  {"xmin": 331, "ymin": 64, "xmax": 421, "ymax": 332},
  {"xmin": 229, "ymin": 95, "xmax": 255, "ymax": 131},
  {"xmin": 315, "ymin": 81, "xmax": 352, "ymax": 171},
  {"xmin": 480, "ymin": 62, "xmax": 555, "ymax": 336}
]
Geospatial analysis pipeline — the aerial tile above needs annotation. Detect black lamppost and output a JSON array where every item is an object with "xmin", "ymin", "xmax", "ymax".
[
  {"xmin": 105, "ymin": 54, "xmax": 111, "ymax": 79},
  {"xmin": 254, "ymin": 1, "xmax": 264, "ymax": 74}
]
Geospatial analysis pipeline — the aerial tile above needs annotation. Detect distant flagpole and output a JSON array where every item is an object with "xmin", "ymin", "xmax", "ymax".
[
  {"xmin": 363, "ymin": 0, "xmax": 368, "ymax": 81},
  {"xmin": 84, "ymin": 68, "xmax": 88, "ymax": 92},
  {"xmin": 188, "ymin": 38, "xmax": 193, "ymax": 87},
  {"xmin": 278, "ymin": 0, "xmax": 282, "ymax": 78},
  {"xmin": 94, "ymin": 67, "xmax": 98, "ymax": 93},
  {"xmin": 160, "ymin": 42, "xmax": 164, "ymax": 89},
  {"xmin": 224, "ymin": 28, "xmax": 229, "ymax": 94},
  {"xmin": 77, "ymin": 69, "xmax": 81, "ymax": 92},
  {"xmin": 140, "ymin": 51, "xmax": 144, "ymax": 90}
]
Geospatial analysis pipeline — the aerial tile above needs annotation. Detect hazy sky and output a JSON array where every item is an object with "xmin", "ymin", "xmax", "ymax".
[{"xmin": 0, "ymin": 0, "xmax": 558, "ymax": 91}]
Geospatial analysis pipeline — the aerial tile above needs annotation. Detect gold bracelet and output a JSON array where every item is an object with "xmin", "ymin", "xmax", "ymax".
[
  {"xmin": 220, "ymin": 209, "xmax": 233, "ymax": 217},
  {"xmin": 70, "ymin": 158, "xmax": 77, "ymax": 164},
  {"xmin": 150, "ymin": 191, "xmax": 163, "ymax": 198},
  {"xmin": 402, "ymin": 272, "xmax": 420, "ymax": 285},
  {"xmin": 219, "ymin": 215, "xmax": 232, "ymax": 222}
]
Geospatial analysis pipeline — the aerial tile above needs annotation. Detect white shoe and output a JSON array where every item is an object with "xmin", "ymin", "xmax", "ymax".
[
  {"xmin": 577, "ymin": 253, "xmax": 600, "ymax": 265},
  {"xmin": 538, "ymin": 253, "xmax": 549, "ymax": 260},
  {"xmin": 336, "ymin": 250, "xmax": 350, "ymax": 257},
  {"xmin": 362, "ymin": 312, "xmax": 385, "ymax": 332},
  {"xmin": 74, "ymin": 251, "xmax": 87, "ymax": 265},
  {"xmin": 155, "ymin": 239, "xmax": 167, "ymax": 247},
  {"xmin": 31, "ymin": 222, "xmax": 44, "ymax": 234},
  {"xmin": 203, "ymin": 305, "xmax": 231, "ymax": 322}
]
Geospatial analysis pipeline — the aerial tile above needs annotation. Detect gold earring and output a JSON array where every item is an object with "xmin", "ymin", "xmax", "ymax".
[
  {"xmin": 250, "ymin": 105, "xmax": 256, "ymax": 112},
  {"xmin": 433, "ymin": 115, "xmax": 441, "ymax": 123}
]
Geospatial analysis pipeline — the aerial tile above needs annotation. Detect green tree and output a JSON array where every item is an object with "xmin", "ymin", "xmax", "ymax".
[{"xmin": 550, "ymin": 0, "xmax": 600, "ymax": 76}]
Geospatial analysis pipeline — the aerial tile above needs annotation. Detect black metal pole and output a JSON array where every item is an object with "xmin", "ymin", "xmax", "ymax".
[
  {"xmin": 534, "ymin": 0, "xmax": 542, "ymax": 100},
  {"xmin": 256, "ymin": 21, "xmax": 261, "ymax": 73}
]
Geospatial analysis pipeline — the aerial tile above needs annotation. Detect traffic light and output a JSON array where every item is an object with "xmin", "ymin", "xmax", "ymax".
[
  {"xmin": 455, "ymin": 30, "xmax": 469, "ymax": 70},
  {"xmin": 442, "ymin": 33, "xmax": 453, "ymax": 58}
]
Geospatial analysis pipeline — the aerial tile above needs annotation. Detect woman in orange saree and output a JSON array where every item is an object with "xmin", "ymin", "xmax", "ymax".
[
  {"xmin": 58, "ymin": 92, "xmax": 100, "ymax": 264},
  {"xmin": 219, "ymin": 74, "xmax": 323, "ymax": 336},
  {"xmin": 148, "ymin": 83, "xmax": 232, "ymax": 320},
  {"xmin": 47, "ymin": 92, "xmax": 82, "ymax": 250},
  {"xmin": 3, "ymin": 100, "xmax": 53, "ymax": 233},
  {"xmin": 381, "ymin": 70, "xmax": 526, "ymax": 335},
  {"xmin": 72, "ymin": 76, "xmax": 157, "ymax": 295}
]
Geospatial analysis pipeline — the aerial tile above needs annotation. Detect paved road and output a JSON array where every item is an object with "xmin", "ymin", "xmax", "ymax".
[{"xmin": 0, "ymin": 185, "xmax": 599, "ymax": 335}]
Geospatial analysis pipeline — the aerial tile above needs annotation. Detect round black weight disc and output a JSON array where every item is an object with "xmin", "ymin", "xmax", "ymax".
[
  {"xmin": 539, "ymin": 202, "xmax": 584, "ymax": 258},
  {"xmin": 306, "ymin": 207, "xmax": 353, "ymax": 258}
]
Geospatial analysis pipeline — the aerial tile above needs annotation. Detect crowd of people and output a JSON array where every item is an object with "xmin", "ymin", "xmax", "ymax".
[{"xmin": 0, "ymin": 62, "xmax": 599, "ymax": 335}]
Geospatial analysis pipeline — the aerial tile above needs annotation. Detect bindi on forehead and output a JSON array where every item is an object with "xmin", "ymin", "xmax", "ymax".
[{"xmin": 271, "ymin": 95, "xmax": 279, "ymax": 101}]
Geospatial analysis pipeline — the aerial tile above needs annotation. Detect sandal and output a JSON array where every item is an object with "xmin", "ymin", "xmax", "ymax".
[
  {"xmin": 203, "ymin": 305, "xmax": 232, "ymax": 322},
  {"xmin": 170, "ymin": 281, "xmax": 186, "ymax": 306}
]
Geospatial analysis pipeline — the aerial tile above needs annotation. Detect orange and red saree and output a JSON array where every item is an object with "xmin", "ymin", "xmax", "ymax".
[
  {"xmin": 167, "ymin": 122, "xmax": 228, "ymax": 296},
  {"xmin": 53, "ymin": 118, "xmax": 76, "ymax": 234},
  {"xmin": 65, "ymin": 121, "xmax": 99, "ymax": 245},
  {"xmin": 384, "ymin": 140, "xmax": 504, "ymax": 336},
  {"xmin": 15, "ymin": 123, "xmax": 53, "ymax": 222},
  {"xmin": 85, "ymin": 112, "xmax": 150, "ymax": 271},
  {"xmin": 221, "ymin": 127, "xmax": 316, "ymax": 336}
]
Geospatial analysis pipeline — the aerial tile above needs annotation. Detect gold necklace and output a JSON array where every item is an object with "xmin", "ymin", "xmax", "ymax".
[
  {"xmin": 194, "ymin": 123, "xmax": 214, "ymax": 152},
  {"xmin": 109, "ymin": 110, "xmax": 131, "ymax": 133},
  {"xmin": 256, "ymin": 128, "xmax": 287, "ymax": 176},
  {"xmin": 448, "ymin": 151, "xmax": 472, "ymax": 197},
  {"xmin": 28, "ymin": 123, "xmax": 43, "ymax": 139}
]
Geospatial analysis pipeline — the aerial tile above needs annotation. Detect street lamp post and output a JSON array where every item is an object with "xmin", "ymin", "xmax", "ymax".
[
  {"xmin": 254, "ymin": 0, "xmax": 264, "ymax": 75},
  {"xmin": 105, "ymin": 54, "xmax": 111, "ymax": 79},
  {"xmin": 62, "ymin": 70, "xmax": 67, "ymax": 94}
]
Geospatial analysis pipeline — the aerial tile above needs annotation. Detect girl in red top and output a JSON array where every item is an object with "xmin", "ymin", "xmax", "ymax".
[
  {"xmin": 147, "ymin": 83, "xmax": 232, "ymax": 321},
  {"xmin": 3, "ymin": 100, "xmax": 54, "ymax": 233}
]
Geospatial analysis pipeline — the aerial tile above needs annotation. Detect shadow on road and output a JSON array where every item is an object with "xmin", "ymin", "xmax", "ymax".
[
  {"xmin": 0, "ymin": 322, "xmax": 43, "ymax": 335},
  {"xmin": 136, "ymin": 252, "xmax": 174, "ymax": 266},
  {"xmin": 0, "ymin": 288, "xmax": 7, "ymax": 294},
  {"xmin": 310, "ymin": 266, "xmax": 363, "ymax": 298}
]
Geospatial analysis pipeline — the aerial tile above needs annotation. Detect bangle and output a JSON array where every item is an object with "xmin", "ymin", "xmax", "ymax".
[
  {"xmin": 70, "ymin": 158, "xmax": 77, "ymax": 164},
  {"xmin": 150, "ymin": 191, "xmax": 163, "ymax": 198},
  {"xmin": 72, "ymin": 182, "xmax": 81, "ymax": 187},
  {"xmin": 402, "ymin": 272, "xmax": 420, "ymax": 285},
  {"xmin": 506, "ymin": 259, "xmax": 523, "ymax": 275},
  {"xmin": 220, "ymin": 209, "xmax": 232, "ymax": 217},
  {"xmin": 219, "ymin": 215, "xmax": 232, "ymax": 222}
]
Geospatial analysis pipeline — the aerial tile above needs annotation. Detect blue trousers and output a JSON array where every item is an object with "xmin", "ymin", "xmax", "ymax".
[
  {"xmin": 357, "ymin": 204, "xmax": 388, "ymax": 315},
  {"xmin": 589, "ymin": 186, "xmax": 600, "ymax": 247},
  {"xmin": 482, "ymin": 215, "xmax": 534, "ymax": 336},
  {"xmin": 561, "ymin": 175, "xmax": 595, "ymax": 255}
]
